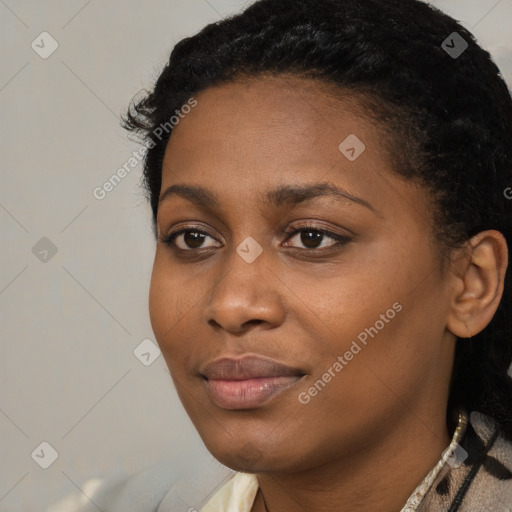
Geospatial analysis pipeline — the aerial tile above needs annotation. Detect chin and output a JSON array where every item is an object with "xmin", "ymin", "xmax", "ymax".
[{"xmin": 207, "ymin": 438, "xmax": 305, "ymax": 474}]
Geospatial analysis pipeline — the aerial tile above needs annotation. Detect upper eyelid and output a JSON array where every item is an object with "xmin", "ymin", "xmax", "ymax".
[
  {"xmin": 165, "ymin": 223, "xmax": 345, "ymax": 237},
  {"xmin": 163, "ymin": 226, "xmax": 220, "ymax": 244}
]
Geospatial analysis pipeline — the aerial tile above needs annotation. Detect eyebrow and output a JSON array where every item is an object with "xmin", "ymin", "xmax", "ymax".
[{"xmin": 158, "ymin": 182, "xmax": 377, "ymax": 212}]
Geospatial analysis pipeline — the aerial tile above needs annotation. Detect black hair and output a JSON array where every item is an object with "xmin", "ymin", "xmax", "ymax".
[{"xmin": 122, "ymin": 0, "xmax": 512, "ymax": 438}]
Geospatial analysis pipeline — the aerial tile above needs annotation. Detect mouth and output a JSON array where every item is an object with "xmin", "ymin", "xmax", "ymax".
[{"xmin": 200, "ymin": 355, "xmax": 306, "ymax": 410}]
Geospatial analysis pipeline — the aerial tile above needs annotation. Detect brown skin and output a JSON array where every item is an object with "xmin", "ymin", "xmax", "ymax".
[{"xmin": 148, "ymin": 75, "xmax": 508, "ymax": 512}]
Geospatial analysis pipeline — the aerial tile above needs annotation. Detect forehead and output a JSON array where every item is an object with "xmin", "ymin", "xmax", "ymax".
[
  {"xmin": 166, "ymin": 75, "xmax": 381, "ymax": 153},
  {"xmin": 161, "ymin": 76, "xmax": 426, "ymax": 226},
  {"xmin": 161, "ymin": 75, "xmax": 393, "ymax": 194}
]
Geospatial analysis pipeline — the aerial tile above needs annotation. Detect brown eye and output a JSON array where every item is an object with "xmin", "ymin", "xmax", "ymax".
[
  {"xmin": 283, "ymin": 226, "xmax": 351, "ymax": 250},
  {"xmin": 297, "ymin": 230, "xmax": 326, "ymax": 249},
  {"xmin": 162, "ymin": 228, "xmax": 221, "ymax": 250}
]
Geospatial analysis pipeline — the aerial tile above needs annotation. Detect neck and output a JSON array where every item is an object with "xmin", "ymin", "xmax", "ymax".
[{"xmin": 252, "ymin": 412, "xmax": 451, "ymax": 512}]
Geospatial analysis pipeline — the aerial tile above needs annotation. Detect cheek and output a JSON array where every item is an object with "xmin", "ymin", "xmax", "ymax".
[
  {"xmin": 316, "ymin": 290, "xmax": 446, "ymax": 420},
  {"xmin": 148, "ymin": 252, "xmax": 213, "ymax": 377},
  {"xmin": 296, "ymin": 241, "xmax": 442, "ymax": 394},
  {"xmin": 148, "ymin": 254, "xmax": 190, "ymax": 357},
  {"xmin": 148, "ymin": 258, "xmax": 171, "ymax": 343}
]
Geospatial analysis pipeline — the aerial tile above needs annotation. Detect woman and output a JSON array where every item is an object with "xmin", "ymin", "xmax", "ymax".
[{"xmin": 123, "ymin": 0, "xmax": 512, "ymax": 510}]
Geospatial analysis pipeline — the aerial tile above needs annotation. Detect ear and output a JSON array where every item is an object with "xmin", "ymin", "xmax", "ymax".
[{"xmin": 446, "ymin": 230, "xmax": 508, "ymax": 338}]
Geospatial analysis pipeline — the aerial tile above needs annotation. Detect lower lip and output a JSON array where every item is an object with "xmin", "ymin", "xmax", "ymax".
[{"xmin": 204, "ymin": 376, "xmax": 304, "ymax": 410}]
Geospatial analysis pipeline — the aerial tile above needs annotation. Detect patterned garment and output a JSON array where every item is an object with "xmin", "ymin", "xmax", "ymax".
[
  {"xmin": 418, "ymin": 411, "xmax": 512, "ymax": 511},
  {"xmin": 200, "ymin": 410, "xmax": 512, "ymax": 512}
]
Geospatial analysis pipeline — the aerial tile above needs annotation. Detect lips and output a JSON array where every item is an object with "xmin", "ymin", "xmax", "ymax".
[
  {"xmin": 200, "ymin": 355, "xmax": 306, "ymax": 410},
  {"xmin": 201, "ymin": 355, "xmax": 305, "ymax": 380}
]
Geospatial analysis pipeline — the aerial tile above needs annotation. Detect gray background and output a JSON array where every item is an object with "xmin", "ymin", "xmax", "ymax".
[{"xmin": 1, "ymin": 0, "xmax": 511, "ymax": 510}]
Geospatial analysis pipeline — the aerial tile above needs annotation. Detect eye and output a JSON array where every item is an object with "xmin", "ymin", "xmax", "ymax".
[
  {"xmin": 282, "ymin": 223, "xmax": 351, "ymax": 250},
  {"xmin": 161, "ymin": 226, "xmax": 221, "ymax": 251},
  {"xmin": 161, "ymin": 223, "xmax": 351, "ymax": 252}
]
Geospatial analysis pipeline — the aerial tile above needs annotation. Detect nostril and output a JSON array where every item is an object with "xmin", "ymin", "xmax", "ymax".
[{"xmin": 242, "ymin": 319, "xmax": 265, "ymax": 328}]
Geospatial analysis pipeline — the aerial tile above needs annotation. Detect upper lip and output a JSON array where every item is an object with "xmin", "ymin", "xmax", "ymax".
[{"xmin": 200, "ymin": 355, "xmax": 305, "ymax": 381}]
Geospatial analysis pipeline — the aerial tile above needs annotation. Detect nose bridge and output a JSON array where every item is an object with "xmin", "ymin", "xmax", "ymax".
[
  {"xmin": 224, "ymin": 208, "xmax": 269, "ymax": 275},
  {"xmin": 204, "ymin": 232, "xmax": 283, "ymax": 331},
  {"xmin": 217, "ymin": 232, "xmax": 268, "ymax": 297}
]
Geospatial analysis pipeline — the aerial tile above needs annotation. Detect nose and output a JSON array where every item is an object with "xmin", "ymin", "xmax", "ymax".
[{"xmin": 203, "ymin": 243, "xmax": 286, "ymax": 334}]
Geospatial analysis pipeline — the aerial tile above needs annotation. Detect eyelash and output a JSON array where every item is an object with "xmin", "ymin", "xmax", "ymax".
[{"xmin": 161, "ymin": 223, "xmax": 351, "ymax": 252}]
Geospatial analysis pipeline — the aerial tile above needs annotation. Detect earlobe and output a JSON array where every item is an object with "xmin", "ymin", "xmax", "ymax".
[{"xmin": 446, "ymin": 230, "xmax": 508, "ymax": 339}]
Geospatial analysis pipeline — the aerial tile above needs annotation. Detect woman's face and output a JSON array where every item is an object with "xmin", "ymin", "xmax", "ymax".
[{"xmin": 149, "ymin": 75, "xmax": 457, "ymax": 473}]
